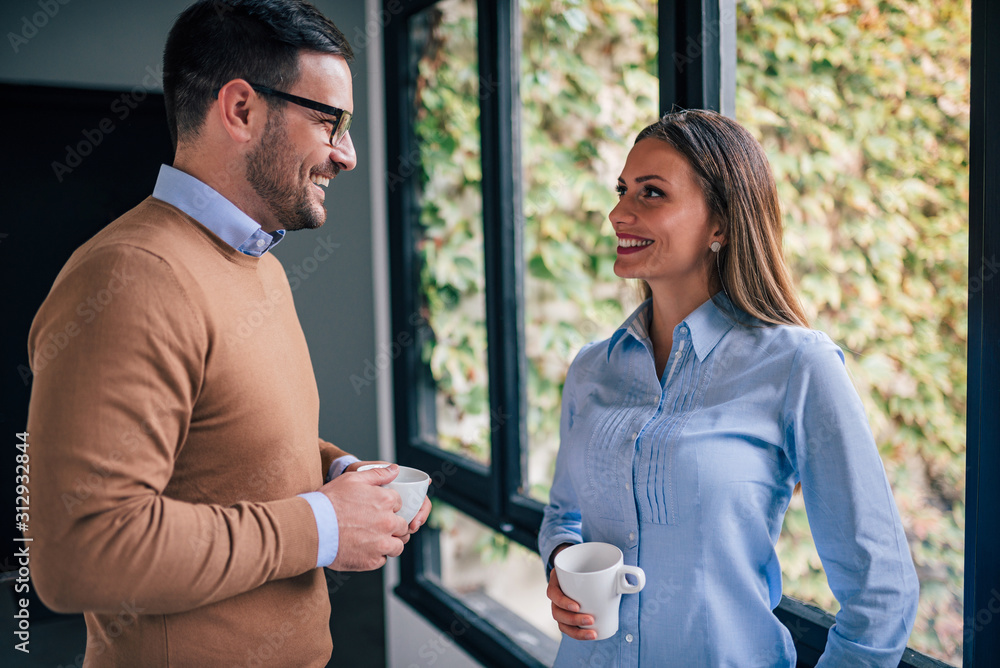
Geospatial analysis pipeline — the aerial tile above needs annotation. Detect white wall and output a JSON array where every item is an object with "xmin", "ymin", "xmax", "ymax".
[{"xmin": 387, "ymin": 597, "xmax": 484, "ymax": 668}]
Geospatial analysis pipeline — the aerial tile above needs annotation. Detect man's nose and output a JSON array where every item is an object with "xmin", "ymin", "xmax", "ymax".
[{"xmin": 332, "ymin": 132, "xmax": 358, "ymax": 172}]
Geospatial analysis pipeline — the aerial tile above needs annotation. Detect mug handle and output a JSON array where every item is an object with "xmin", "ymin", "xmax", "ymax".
[{"xmin": 616, "ymin": 565, "xmax": 645, "ymax": 594}]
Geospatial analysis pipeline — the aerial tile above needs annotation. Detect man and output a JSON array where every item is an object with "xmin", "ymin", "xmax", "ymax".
[{"xmin": 25, "ymin": 1, "xmax": 430, "ymax": 665}]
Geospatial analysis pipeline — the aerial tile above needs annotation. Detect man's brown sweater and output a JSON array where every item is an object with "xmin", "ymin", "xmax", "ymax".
[{"xmin": 26, "ymin": 198, "xmax": 349, "ymax": 666}]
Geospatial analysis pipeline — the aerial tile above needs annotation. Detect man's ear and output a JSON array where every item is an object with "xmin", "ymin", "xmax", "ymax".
[{"xmin": 214, "ymin": 79, "xmax": 265, "ymax": 144}]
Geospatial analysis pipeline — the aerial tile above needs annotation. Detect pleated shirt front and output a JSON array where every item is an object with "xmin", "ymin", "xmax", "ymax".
[{"xmin": 539, "ymin": 295, "xmax": 918, "ymax": 667}]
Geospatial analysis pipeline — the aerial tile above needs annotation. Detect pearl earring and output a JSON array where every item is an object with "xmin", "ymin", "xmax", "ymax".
[{"xmin": 710, "ymin": 241, "xmax": 721, "ymax": 253}]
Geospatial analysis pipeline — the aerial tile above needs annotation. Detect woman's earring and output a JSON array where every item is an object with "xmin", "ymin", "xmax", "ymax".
[{"xmin": 710, "ymin": 241, "xmax": 721, "ymax": 253}]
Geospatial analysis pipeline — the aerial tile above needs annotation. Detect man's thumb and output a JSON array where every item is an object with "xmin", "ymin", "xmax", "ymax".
[{"xmin": 357, "ymin": 463, "xmax": 399, "ymax": 483}]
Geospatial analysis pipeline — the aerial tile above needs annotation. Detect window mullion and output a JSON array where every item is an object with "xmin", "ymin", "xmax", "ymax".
[
  {"xmin": 478, "ymin": 0, "xmax": 527, "ymax": 525},
  {"xmin": 658, "ymin": 0, "xmax": 723, "ymax": 113},
  {"xmin": 965, "ymin": 1, "xmax": 1000, "ymax": 665}
]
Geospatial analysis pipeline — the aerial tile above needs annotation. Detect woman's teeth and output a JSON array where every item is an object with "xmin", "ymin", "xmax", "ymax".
[
  {"xmin": 310, "ymin": 174, "xmax": 331, "ymax": 187},
  {"xmin": 618, "ymin": 238, "xmax": 653, "ymax": 248}
]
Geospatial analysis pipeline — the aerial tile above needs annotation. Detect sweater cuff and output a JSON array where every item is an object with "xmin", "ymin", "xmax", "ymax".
[
  {"xmin": 298, "ymin": 492, "xmax": 340, "ymax": 568},
  {"xmin": 328, "ymin": 455, "xmax": 360, "ymax": 482}
]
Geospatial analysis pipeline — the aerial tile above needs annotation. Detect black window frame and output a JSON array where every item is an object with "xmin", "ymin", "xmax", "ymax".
[{"xmin": 384, "ymin": 0, "xmax": 998, "ymax": 665}]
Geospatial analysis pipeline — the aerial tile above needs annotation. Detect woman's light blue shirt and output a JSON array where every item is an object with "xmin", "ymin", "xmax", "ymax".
[{"xmin": 539, "ymin": 295, "xmax": 918, "ymax": 667}]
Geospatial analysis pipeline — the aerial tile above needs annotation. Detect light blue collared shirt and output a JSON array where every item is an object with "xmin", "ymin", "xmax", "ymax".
[
  {"xmin": 151, "ymin": 164, "xmax": 359, "ymax": 568},
  {"xmin": 151, "ymin": 164, "xmax": 285, "ymax": 256},
  {"xmin": 539, "ymin": 295, "xmax": 918, "ymax": 667}
]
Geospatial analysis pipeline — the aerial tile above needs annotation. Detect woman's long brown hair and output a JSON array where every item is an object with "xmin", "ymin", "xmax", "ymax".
[{"xmin": 634, "ymin": 110, "xmax": 809, "ymax": 329}]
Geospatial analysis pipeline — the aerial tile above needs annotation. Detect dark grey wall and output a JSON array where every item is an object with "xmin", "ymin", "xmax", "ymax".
[{"xmin": 0, "ymin": 0, "xmax": 379, "ymax": 461}]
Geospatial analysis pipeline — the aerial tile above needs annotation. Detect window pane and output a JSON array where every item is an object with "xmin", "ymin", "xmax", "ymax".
[
  {"xmin": 736, "ymin": 2, "xmax": 970, "ymax": 663},
  {"xmin": 520, "ymin": 0, "xmax": 659, "ymax": 503},
  {"xmin": 424, "ymin": 502, "xmax": 559, "ymax": 664},
  {"xmin": 410, "ymin": 0, "xmax": 491, "ymax": 466}
]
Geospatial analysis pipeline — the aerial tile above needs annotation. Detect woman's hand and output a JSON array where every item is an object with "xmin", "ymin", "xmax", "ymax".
[{"xmin": 546, "ymin": 546, "xmax": 598, "ymax": 641}]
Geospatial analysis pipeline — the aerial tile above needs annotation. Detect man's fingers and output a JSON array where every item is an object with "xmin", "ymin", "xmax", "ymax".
[
  {"xmin": 408, "ymin": 497, "xmax": 432, "ymax": 533},
  {"xmin": 355, "ymin": 463, "xmax": 399, "ymax": 484},
  {"xmin": 346, "ymin": 460, "xmax": 392, "ymax": 473},
  {"xmin": 390, "ymin": 489, "xmax": 403, "ymax": 514},
  {"xmin": 385, "ymin": 536, "xmax": 405, "ymax": 558}
]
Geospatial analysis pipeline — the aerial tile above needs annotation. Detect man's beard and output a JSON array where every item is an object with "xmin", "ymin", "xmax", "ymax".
[{"xmin": 245, "ymin": 111, "xmax": 325, "ymax": 232}]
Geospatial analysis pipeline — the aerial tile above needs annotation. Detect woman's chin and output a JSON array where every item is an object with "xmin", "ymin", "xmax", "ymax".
[{"xmin": 613, "ymin": 263, "xmax": 647, "ymax": 281}]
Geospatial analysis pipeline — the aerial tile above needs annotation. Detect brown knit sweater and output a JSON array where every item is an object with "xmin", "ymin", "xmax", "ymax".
[{"xmin": 26, "ymin": 197, "xmax": 350, "ymax": 667}]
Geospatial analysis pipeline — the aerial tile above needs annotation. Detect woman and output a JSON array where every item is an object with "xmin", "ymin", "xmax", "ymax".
[{"xmin": 539, "ymin": 110, "xmax": 919, "ymax": 667}]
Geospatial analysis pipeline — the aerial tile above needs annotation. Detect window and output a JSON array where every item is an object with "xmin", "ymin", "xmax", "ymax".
[
  {"xmin": 384, "ymin": 0, "xmax": 999, "ymax": 665},
  {"xmin": 734, "ymin": 2, "xmax": 970, "ymax": 664}
]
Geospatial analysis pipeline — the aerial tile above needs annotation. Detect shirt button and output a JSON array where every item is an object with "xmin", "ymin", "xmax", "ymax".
[
  {"xmin": 628, "ymin": 531, "xmax": 636, "ymax": 542},
  {"xmin": 631, "ymin": 432, "xmax": 638, "ymax": 440},
  {"xmin": 625, "ymin": 633, "xmax": 634, "ymax": 643},
  {"xmin": 256, "ymin": 238, "xmax": 266, "ymax": 247}
]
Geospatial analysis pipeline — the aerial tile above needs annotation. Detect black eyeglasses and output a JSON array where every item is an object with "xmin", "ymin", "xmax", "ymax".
[{"xmin": 247, "ymin": 83, "xmax": 352, "ymax": 147}]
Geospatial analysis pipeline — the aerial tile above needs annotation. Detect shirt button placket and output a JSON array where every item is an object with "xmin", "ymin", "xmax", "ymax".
[
  {"xmin": 626, "ymin": 431, "xmax": 639, "ymax": 492},
  {"xmin": 628, "ymin": 428, "xmax": 640, "ymax": 546}
]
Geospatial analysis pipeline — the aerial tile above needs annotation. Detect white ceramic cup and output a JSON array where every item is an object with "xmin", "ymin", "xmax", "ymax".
[
  {"xmin": 553, "ymin": 542, "xmax": 645, "ymax": 640},
  {"xmin": 357, "ymin": 464, "xmax": 430, "ymax": 523}
]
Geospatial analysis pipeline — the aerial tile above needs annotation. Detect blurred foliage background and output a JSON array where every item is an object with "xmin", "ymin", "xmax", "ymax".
[
  {"xmin": 736, "ymin": 2, "xmax": 969, "ymax": 663},
  {"xmin": 410, "ymin": 0, "xmax": 969, "ymax": 663}
]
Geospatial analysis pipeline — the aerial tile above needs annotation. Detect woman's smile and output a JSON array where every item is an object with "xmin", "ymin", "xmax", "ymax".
[{"xmin": 617, "ymin": 233, "xmax": 654, "ymax": 254}]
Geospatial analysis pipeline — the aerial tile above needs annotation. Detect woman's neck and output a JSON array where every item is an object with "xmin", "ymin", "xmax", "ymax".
[{"xmin": 647, "ymin": 283, "xmax": 714, "ymax": 378}]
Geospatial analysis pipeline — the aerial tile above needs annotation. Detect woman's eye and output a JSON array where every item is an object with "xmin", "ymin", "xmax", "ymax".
[
  {"xmin": 643, "ymin": 186, "xmax": 664, "ymax": 198},
  {"xmin": 615, "ymin": 185, "xmax": 627, "ymax": 198}
]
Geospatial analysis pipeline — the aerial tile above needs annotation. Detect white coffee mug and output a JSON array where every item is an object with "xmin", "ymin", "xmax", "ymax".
[
  {"xmin": 553, "ymin": 542, "xmax": 645, "ymax": 640},
  {"xmin": 358, "ymin": 464, "xmax": 430, "ymax": 523}
]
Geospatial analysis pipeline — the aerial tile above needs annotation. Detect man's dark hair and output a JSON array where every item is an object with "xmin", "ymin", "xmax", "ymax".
[{"xmin": 163, "ymin": 0, "xmax": 354, "ymax": 149}]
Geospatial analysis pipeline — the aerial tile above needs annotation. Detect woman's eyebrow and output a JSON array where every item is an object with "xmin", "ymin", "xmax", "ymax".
[{"xmin": 618, "ymin": 174, "xmax": 670, "ymax": 184}]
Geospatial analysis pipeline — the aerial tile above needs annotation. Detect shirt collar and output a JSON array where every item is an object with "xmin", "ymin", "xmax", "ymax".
[
  {"xmin": 607, "ymin": 293, "xmax": 738, "ymax": 362},
  {"xmin": 151, "ymin": 164, "xmax": 285, "ymax": 257},
  {"xmin": 683, "ymin": 293, "xmax": 738, "ymax": 360},
  {"xmin": 608, "ymin": 299, "xmax": 652, "ymax": 358}
]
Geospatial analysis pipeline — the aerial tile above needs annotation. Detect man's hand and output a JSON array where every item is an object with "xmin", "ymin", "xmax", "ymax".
[
  {"xmin": 408, "ymin": 496, "xmax": 432, "ymax": 535},
  {"xmin": 343, "ymin": 461, "xmax": 433, "ymax": 543},
  {"xmin": 343, "ymin": 460, "xmax": 389, "ymax": 473},
  {"xmin": 321, "ymin": 464, "xmax": 408, "ymax": 571}
]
